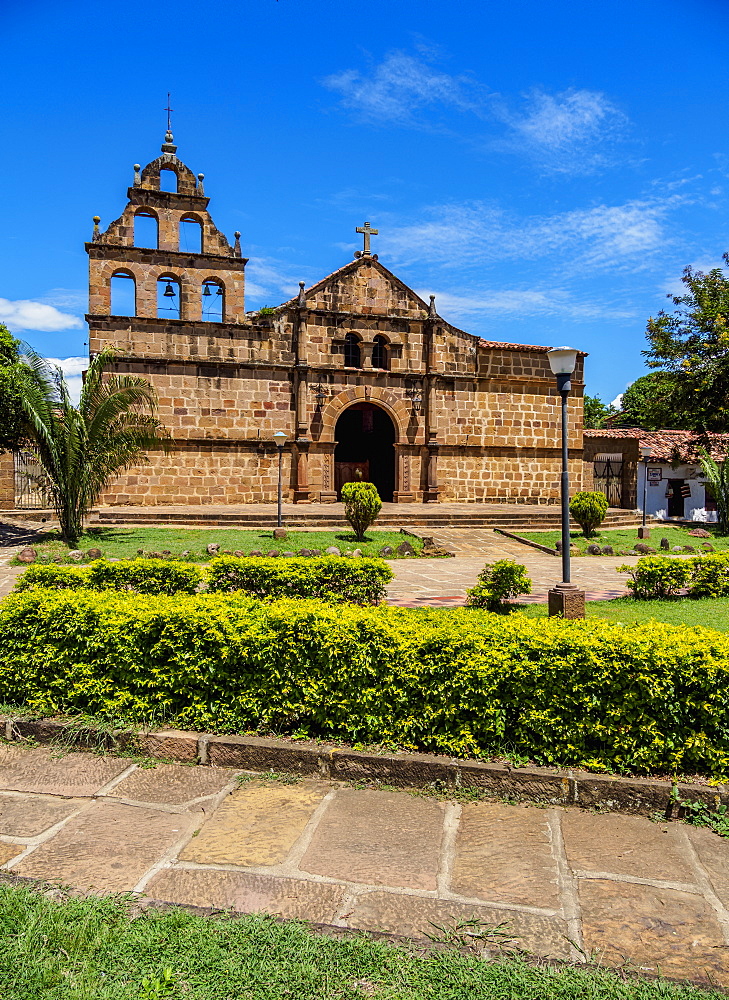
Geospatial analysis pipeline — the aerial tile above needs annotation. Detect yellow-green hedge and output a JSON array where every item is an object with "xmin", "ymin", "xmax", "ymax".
[
  {"xmin": 3, "ymin": 588, "xmax": 729, "ymax": 774},
  {"xmin": 16, "ymin": 556, "xmax": 392, "ymax": 605}
]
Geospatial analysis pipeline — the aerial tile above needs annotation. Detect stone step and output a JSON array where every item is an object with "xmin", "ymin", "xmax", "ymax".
[{"xmin": 95, "ymin": 510, "xmax": 644, "ymax": 530}]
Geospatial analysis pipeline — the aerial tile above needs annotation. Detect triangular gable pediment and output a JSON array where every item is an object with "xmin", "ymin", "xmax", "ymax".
[{"xmin": 284, "ymin": 257, "xmax": 430, "ymax": 319}]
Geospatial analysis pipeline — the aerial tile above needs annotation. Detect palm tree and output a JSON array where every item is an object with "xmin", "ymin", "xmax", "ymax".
[{"xmin": 15, "ymin": 348, "xmax": 171, "ymax": 547}]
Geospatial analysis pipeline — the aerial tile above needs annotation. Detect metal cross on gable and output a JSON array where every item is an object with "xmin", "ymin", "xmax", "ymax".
[
  {"xmin": 164, "ymin": 92, "xmax": 174, "ymax": 132},
  {"xmin": 355, "ymin": 221, "xmax": 379, "ymax": 258}
]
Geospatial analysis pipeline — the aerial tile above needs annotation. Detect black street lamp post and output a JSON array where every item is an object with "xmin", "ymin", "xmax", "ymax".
[
  {"xmin": 546, "ymin": 347, "xmax": 585, "ymax": 620},
  {"xmin": 273, "ymin": 431, "xmax": 288, "ymax": 528}
]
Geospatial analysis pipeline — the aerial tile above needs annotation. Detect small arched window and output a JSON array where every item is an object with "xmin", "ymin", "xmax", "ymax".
[
  {"xmin": 159, "ymin": 167, "xmax": 178, "ymax": 193},
  {"xmin": 344, "ymin": 332, "xmax": 361, "ymax": 368},
  {"xmin": 110, "ymin": 271, "xmax": 136, "ymax": 317},
  {"xmin": 157, "ymin": 274, "xmax": 181, "ymax": 320},
  {"xmin": 202, "ymin": 279, "xmax": 224, "ymax": 322},
  {"xmin": 179, "ymin": 216, "xmax": 203, "ymax": 253},
  {"xmin": 134, "ymin": 210, "xmax": 158, "ymax": 249},
  {"xmin": 372, "ymin": 335, "xmax": 389, "ymax": 370}
]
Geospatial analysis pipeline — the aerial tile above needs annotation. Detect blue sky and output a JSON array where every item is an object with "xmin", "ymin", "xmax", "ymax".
[{"xmin": 2, "ymin": 0, "xmax": 728, "ymax": 405}]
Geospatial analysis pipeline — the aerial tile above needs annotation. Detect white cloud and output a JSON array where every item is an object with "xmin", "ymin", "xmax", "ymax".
[
  {"xmin": 386, "ymin": 197, "xmax": 678, "ymax": 271},
  {"xmin": 40, "ymin": 288, "xmax": 87, "ymax": 311},
  {"xmin": 0, "ymin": 297, "xmax": 82, "ymax": 333},
  {"xmin": 244, "ymin": 257, "xmax": 310, "ymax": 305},
  {"xmin": 322, "ymin": 50, "xmax": 481, "ymax": 126},
  {"xmin": 323, "ymin": 51, "xmax": 628, "ymax": 174},
  {"xmin": 497, "ymin": 88, "xmax": 627, "ymax": 173},
  {"xmin": 610, "ymin": 392, "xmax": 624, "ymax": 409},
  {"xmin": 45, "ymin": 356, "xmax": 87, "ymax": 406}
]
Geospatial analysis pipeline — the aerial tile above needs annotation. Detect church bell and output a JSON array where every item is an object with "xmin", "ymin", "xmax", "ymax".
[{"xmin": 163, "ymin": 282, "xmax": 176, "ymax": 297}]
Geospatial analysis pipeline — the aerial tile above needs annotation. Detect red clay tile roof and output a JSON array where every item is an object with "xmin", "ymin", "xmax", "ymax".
[{"xmin": 584, "ymin": 428, "xmax": 729, "ymax": 462}]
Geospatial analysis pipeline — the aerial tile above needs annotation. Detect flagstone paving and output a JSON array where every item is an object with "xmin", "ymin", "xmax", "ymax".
[{"xmin": 1, "ymin": 747, "xmax": 729, "ymax": 986}]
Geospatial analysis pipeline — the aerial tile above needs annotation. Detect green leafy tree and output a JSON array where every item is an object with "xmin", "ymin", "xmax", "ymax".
[
  {"xmin": 340, "ymin": 480, "xmax": 382, "ymax": 541},
  {"xmin": 616, "ymin": 372, "xmax": 685, "ymax": 429},
  {"xmin": 0, "ymin": 324, "xmax": 28, "ymax": 453},
  {"xmin": 16, "ymin": 348, "xmax": 171, "ymax": 547},
  {"xmin": 644, "ymin": 253, "xmax": 729, "ymax": 431},
  {"xmin": 582, "ymin": 394, "xmax": 615, "ymax": 429},
  {"xmin": 569, "ymin": 491, "xmax": 609, "ymax": 538},
  {"xmin": 698, "ymin": 449, "xmax": 729, "ymax": 535}
]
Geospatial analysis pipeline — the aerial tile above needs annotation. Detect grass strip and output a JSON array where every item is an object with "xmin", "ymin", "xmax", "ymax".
[
  {"xmin": 0, "ymin": 883, "xmax": 717, "ymax": 999},
  {"xmin": 517, "ymin": 595, "xmax": 729, "ymax": 633},
  {"xmin": 10, "ymin": 526, "xmax": 423, "ymax": 564},
  {"xmin": 519, "ymin": 524, "xmax": 726, "ymax": 556}
]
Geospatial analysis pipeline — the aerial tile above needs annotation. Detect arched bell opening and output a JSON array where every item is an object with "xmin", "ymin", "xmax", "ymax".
[
  {"xmin": 110, "ymin": 270, "xmax": 136, "ymax": 317},
  {"xmin": 334, "ymin": 402, "xmax": 396, "ymax": 502},
  {"xmin": 157, "ymin": 274, "xmax": 181, "ymax": 319},
  {"xmin": 201, "ymin": 278, "xmax": 225, "ymax": 322}
]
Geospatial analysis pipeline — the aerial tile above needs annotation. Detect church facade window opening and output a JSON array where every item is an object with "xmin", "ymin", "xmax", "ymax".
[
  {"xmin": 110, "ymin": 271, "xmax": 136, "ymax": 317},
  {"xmin": 134, "ymin": 210, "xmax": 158, "ymax": 249},
  {"xmin": 157, "ymin": 275, "xmax": 181, "ymax": 320},
  {"xmin": 344, "ymin": 332, "xmax": 361, "ymax": 368},
  {"xmin": 179, "ymin": 215, "xmax": 203, "ymax": 253},
  {"xmin": 372, "ymin": 335, "xmax": 389, "ymax": 370},
  {"xmin": 202, "ymin": 279, "xmax": 224, "ymax": 322},
  {"xmin": 159, "ymin": 167, "xmax": 178, "ymax": 192}
]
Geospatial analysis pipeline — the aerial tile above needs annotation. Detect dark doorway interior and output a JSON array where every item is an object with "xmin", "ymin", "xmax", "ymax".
[
  {"xmin": 667, "ymin": 479, "xmax": 685, "ymax": 518},
  {"xmin": 334, "ymin": 403, "xmax": 396, "ymax": 502}
]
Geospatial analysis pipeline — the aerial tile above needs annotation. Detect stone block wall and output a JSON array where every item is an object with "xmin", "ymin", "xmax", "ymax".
[
  {"xmin": 436, "ymin": 451, "xmax": 584, "ymax": 503},
  {"xmin": 102, "ymin": 445, "xmax": 295, "ymax": 506},
  {"xmin": 0, "ymin": 453, "xmax": 14, "ymax": 510}
]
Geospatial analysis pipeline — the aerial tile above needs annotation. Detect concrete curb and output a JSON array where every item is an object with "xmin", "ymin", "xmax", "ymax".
[
  {"xmin": 493, "ymin": 527, "xmax": 558, "ymax": 555},
  {"xmin": 2, "ymin": 715, "xmax": 725, "ymax": 818}
]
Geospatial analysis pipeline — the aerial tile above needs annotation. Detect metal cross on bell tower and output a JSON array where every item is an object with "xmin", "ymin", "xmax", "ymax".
[
  {"xmin": 164, "ymin": 93, "xmax": 174, "ymax": 133},
  {"xmin": 355, "ymin": 221, "xmax": 379, "ymax": 260}
]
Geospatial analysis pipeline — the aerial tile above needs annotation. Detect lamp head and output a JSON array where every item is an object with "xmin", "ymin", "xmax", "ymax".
[
  {"xmin": 641, "ymin": 445, "xmax": 653, "ymax": 459},
  {"xmin": 273, "ymin": 431, "xmax": 288, "ymax": 449},
  {"xmin": 547, "ymin": 347, "xmax": 579, "ymax": 376}
]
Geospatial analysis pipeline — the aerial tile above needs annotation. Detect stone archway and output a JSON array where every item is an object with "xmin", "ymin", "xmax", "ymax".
[
  {"xmin": 334, "ymin": 402, "xmax": 396, "ymax": 501},
  {"xmin": 316, "ymin": 386, "xmax": 411, "ymax": 502}
]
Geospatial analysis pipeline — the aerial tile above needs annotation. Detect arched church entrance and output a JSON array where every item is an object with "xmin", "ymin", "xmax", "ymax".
[{"xmin": 334, "ymin": 402, "xmax": 396, "ymax": 502}]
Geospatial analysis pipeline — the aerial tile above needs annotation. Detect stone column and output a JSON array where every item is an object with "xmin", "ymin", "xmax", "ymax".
[
  {"xmin": 423, "ymin": 434, "xmax": 440, "ymax": 502},
  {"xmin": 319, "ymin": 447, "xmax": 338, "ymax": 503},
  {"xmin": 393, "ymin": 445, "xmax": 416, "ymax": 503}
]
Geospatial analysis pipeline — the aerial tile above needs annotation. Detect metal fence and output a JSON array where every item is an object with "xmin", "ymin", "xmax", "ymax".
[{"xmin": 14, "ymin": 450, "xmax": 52, "ymax": 509}]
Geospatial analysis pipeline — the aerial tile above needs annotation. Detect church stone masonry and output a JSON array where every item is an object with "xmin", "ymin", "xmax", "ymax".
[{"xmin": 85, "ymin": 131, "xmax": 585, "ymax": 506}]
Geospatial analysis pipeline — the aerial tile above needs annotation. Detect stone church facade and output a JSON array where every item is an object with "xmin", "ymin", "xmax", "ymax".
[{"xmin": 81, "ymin": 130, "xmax": 585, "ymax": 506}]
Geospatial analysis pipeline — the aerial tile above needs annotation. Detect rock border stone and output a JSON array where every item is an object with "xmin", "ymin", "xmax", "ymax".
[{"xmin": 1, "ymin": 715, "xmax": 725, "ymax": 818}]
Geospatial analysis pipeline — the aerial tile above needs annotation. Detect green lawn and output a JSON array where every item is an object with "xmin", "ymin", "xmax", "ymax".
[
  {"xmin": 519, "ymin": 523, "xmax": 726, "ymax": 556},
  {"xmin": 0, "ymin": 884, "xmax": 714, "ymax": 1000},
  {"xmin": 10, "ymin": 526, "xmax": 423, "ymax": 564},
  {"xmin": 516, "ymin": 595, "xmax": 729, "ymax": 632}
]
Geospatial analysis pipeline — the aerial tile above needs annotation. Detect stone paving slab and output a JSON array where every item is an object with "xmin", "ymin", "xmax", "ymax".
[
  {"xmin": 180, "ymin": 781, "xmax": 331, "ymax": 867},
  {"xmin": 0, "ymin": 793, "xmax": 85, "ymax": 838},
  {"xmin": 14, "ymin": 800, "xmax": 195, "ymax": 891},
  {"xmin": 0, "ymin": 749, "xmax": 131, "ymax": 797},
  {"xmin": 300, "ymin": 788, "xmax": 445, "ymax": 891},
  {"xmin": 451, "ymin": 802, "xmax": 561, "ymax": 908},
  {"xmin": 109, "ymin": 763, "xmax": 235, "ymax": 807},
  {"xmin": 1, "ymin": 749, "xmax": 729, "ymax": 986},
  {"xmin": 148, "ymin": 868, "xmax": 346, "ymax": 923}
]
